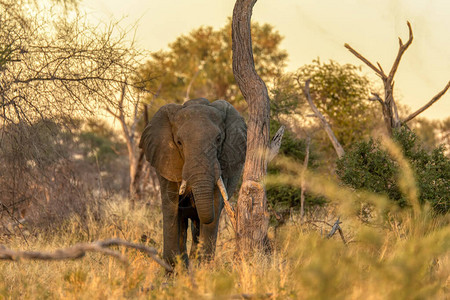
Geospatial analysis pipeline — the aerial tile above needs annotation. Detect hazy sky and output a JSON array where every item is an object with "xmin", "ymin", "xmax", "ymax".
[{"xmin": 82, "ymin": 0, "xmax": 450, "ymax": 121}]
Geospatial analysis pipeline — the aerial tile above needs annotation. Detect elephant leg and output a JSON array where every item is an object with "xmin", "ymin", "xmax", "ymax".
[
  {"xmin": 189, "ymin": 217, "xmax": 200, "ymax": 259},
  {"xmin": 158, "ymin": 175, "xmax": 186, "ymax": 266},
  {"xmin": 178, "ymin": 216, "xmax": 189, "ymax": 267}
]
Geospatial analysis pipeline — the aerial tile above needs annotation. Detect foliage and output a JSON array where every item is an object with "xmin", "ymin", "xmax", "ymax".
[
  {"xmin": 269, "ymin": 72, "xmax": 304, "ymax": 118},
  {"xmin": 296, "ymin": 59, "xmax": 377, "ymax": 149},
  {"xmin": 138, "ymin": 19, "xmax": 288, "ymax": 115},
  {"xmin": 79, "ymin": 119, "xmax": 124, "ymax": 165},
  {"xmin": 337, "ymin": 127, "xmax": 450, "ymax": 213}
]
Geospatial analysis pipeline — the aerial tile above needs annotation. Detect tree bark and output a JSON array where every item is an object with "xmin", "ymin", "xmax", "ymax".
[{"xmin": 232, "ymin": 0, "xmax": 271, "ymax": 254}]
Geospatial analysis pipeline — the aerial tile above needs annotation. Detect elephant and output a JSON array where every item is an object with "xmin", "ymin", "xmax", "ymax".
[{"xmin": 139, "ymin": 98, "xmax": 246, "ymax": 266}]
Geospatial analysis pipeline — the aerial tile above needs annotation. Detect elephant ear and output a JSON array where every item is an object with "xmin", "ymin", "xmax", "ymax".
[
  {"xmin": 210, "ymin": 100, "xmax": 247, "ymax": 177},
  {"xmin": 139, "ymin": 104, "xmax": 183, "ymax": 182}
]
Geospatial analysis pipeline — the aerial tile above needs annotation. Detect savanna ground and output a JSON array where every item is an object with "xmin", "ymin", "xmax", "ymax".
[{"xmin": 1, "ymin": 177, "xmax": 449, "ymax": 299}]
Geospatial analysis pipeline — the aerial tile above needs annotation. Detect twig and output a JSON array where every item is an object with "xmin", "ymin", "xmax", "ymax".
[{"xmin": 0, "ymin": 238, "xmax": 173, "ymax": 272}]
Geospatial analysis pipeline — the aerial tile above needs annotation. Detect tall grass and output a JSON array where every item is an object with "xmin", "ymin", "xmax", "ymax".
[{"xmin": 1, "ymin": 140, "xmax": 449, "ymax": 299}]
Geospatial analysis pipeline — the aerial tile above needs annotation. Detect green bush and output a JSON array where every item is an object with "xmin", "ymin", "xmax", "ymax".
[{"xmin": 336, "ymin": 127, "xmax": 450, "ymax": 213}]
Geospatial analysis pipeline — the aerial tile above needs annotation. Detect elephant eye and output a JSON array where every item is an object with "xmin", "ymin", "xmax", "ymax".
[
  {"xmin": 216, "ymin": 135, "xmax": 221, "ymax": 144},
  {"xmin": 177, "ymin": 140, "xmax": 182, "ymax": 147}
]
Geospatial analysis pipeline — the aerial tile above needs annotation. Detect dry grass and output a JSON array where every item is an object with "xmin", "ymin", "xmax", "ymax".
[
  {"xmin": 1, "ymin": 195, "xmax": 448, "ymax": 299},
  {"xmin": 1, "ymin": 142, "xmax": 449, "ymax": 299}
]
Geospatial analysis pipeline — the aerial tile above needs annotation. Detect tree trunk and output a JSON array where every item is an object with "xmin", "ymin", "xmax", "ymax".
[
  {"xmin": 232, "ymin": 0, "xmax": 271, "ymax": 254},
  {"xmin": 131, "ymin": 103, "xmax": 150, "ymax": 201}
]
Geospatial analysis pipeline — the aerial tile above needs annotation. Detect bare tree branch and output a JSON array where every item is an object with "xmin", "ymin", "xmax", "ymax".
[
  {"xmin": 344, "ymin": 43, "xmax": 386, "ymax": 79},
  {"xmin": 0, "ymin": 238, "xmax": 173, "ymax": 272},
  {"xmin": 300, "ymin": 78, "xmax": 345, "ymax": 158},
  {"xmin": 388, "ymin": 21, "xmax": 413, "ymax": 80},
  {"xmin": 369, "ymin": 92, "xmax": 384, "ymax": 105},
  {"xmin": 403, "ymin": 81, "xmax": 450, "ymax": 123}
]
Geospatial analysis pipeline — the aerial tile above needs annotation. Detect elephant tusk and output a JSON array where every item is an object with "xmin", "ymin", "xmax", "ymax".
[
  {"xmin": 179, "ymin": 180, "xmax": 187, "ymax": 195},
  {"xmin": 217, "ymin": 176, "xmax": 237, "ymax": 231},
  {"xmin": 217, "ymin": 177, "xmax": 228, "ymax": 201}
]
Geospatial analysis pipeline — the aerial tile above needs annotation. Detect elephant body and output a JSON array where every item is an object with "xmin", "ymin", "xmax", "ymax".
[{"xmin": 139, "ymin": 98, "xmax": 246, "ymax": 266}]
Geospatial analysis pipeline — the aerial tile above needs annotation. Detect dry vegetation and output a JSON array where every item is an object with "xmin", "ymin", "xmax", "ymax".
[
  {"xmin": 1, "ymin": 150, "xmax": 449, "ymax": 299},
  {"xmin": 1, "ymin": 2, "xmax": 449, "ymax": 299}
]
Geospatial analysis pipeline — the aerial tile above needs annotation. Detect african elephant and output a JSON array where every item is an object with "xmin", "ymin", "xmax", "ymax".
[{"xmin": 139, "ymin": 98, "xmax": 246, "ymax": 266}]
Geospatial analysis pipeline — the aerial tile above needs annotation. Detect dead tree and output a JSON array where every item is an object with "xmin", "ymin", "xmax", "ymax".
[
  {"xmin": 345, "ymin": 22, "xmax": 449, "ymax": 134},
  {"xmin": 232, "ymin": 0, "xmax": 272, "ymax": 253}
]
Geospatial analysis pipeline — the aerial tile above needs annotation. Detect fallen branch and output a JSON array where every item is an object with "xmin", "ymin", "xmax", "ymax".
[
  {"xmin": 231, "ymin": 292, "xmax": 273, "ymax": 299},
  {"xmin": 326, "ymin": 217, "xmax": 347, "ymax": 244},
  {"xmin": 0, "ymin": 238, "xmax": 173, "ymax": 272}
]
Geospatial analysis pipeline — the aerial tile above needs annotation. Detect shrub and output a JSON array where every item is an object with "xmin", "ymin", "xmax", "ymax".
[{"xmin": 336, "ymin": 127, "xmax": 450, "ymax": 213}]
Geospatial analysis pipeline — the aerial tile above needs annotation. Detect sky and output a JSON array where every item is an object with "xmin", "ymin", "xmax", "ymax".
[{"xmin": 82, "ymin": 0, "xmax": 450, "ymax": 121}]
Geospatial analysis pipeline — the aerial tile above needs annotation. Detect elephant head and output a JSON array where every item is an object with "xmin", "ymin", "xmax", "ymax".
[{"xmin": 139, "ymin": 98, "xmax": 246, "ymax": 224}]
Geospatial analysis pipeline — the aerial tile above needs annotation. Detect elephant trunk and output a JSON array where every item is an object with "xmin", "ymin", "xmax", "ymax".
[{"xmin": 191, "ymin": 180, "xmax": 215, "ymax": 224}]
